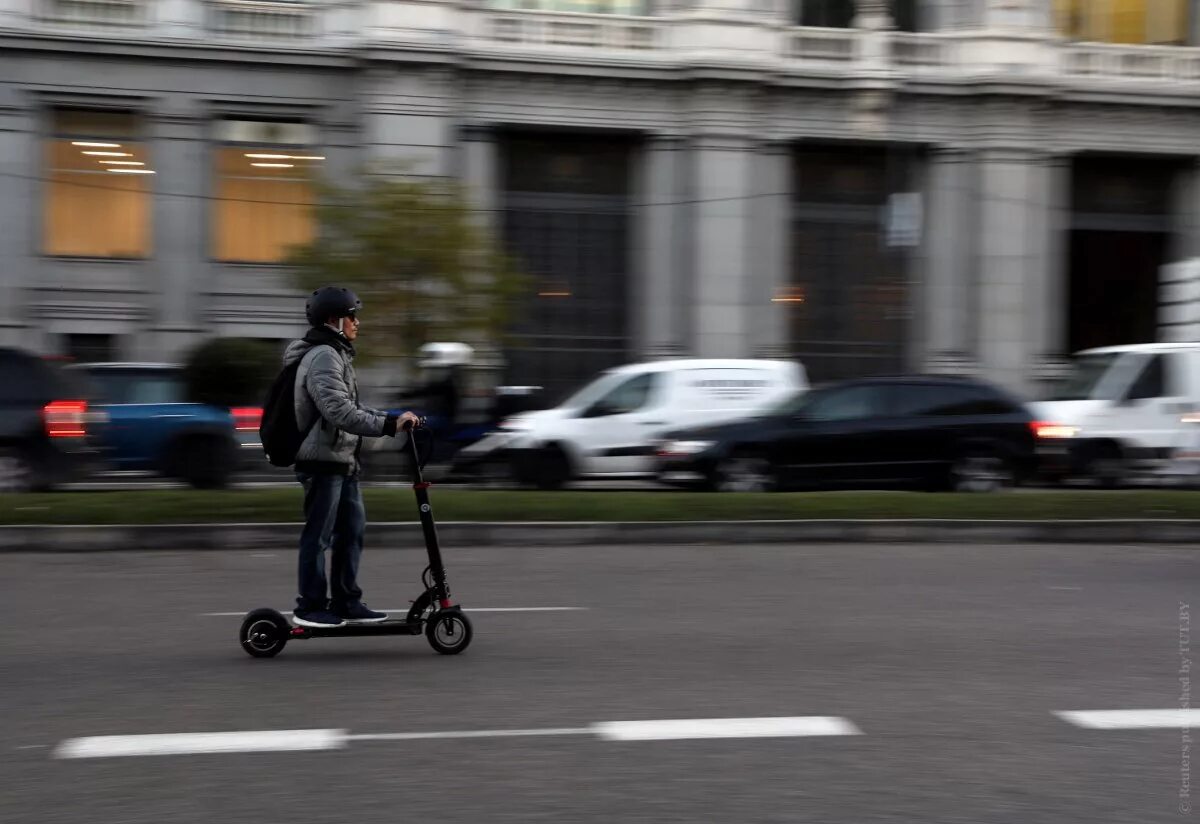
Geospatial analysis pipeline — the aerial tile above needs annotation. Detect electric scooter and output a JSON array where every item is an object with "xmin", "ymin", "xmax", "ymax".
[{"xmin": 238, "ymin": 420, "xmax": 473, "ymax": 659}]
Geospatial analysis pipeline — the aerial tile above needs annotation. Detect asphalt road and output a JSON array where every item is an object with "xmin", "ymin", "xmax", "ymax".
[{"xmin": 1, "ymin": 542, "xmax": 1195, "ymax": 823}]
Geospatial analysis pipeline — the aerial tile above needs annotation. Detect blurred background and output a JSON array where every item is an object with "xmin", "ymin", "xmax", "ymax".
[{"xmin": 1, "ymin": 0, "xmax": 1200, "ymax": 491}]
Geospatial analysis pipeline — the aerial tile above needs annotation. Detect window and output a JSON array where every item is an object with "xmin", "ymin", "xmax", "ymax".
[
  {"xmin": 797, "ymin": 0, "xmax": 920, "ymax": 30},
  {"xmin": 64, "ymin": 333, "xmax": 116, "ymax": 364},
  {"xmin": 587, "ymin": 372, "xmax": 658, "ymax": 416},
  {"xmin": 887, "ymin": 383, "xmax": 1018, "ymax": 417},
  {"xmin": 1055, "ymin": 0, "xmax": 1190, "ymax": 45},
  {"xmin": 213, "ymin": 120, "xmax": 320, "ymax": 263},
  {"xmin": 87, "ymin": 370, "xmax": 185, "ymax": 405},
  {"xmin": 44, "ymin": 110, "xmax": 151, "ymax": 258},
  {"xmin": 803, "ymin": 385, "xmax": 882, "ymax": 421},
  {"xmin": 488, "ymin": 0, "xmax": 652, "ymax": 14},
  {"xmin": 1125, "ymin": 354, "xmax": 1165, "ymax": 401}
]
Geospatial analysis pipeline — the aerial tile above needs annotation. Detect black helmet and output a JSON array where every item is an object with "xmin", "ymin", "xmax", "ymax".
[{"xmin": 305, "ymin": 286, "xmax": 362, "ymax": 327}]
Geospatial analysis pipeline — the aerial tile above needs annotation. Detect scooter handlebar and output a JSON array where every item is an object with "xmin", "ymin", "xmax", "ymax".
[{"xmin": 401, "ymin": 416, "xmax": 428, "ymax": 433}]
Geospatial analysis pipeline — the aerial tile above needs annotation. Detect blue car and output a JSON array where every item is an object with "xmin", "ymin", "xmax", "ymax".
[{"xmin": 69, "ymin": 363, "xmax": 258, "ymax": 489}]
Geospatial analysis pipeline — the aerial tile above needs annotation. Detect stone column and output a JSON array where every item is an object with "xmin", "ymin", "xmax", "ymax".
[
  {"xmin": 0, "ymin": 101, "xmax": 34, "ymax": 348},
  {"xmin": 1031, "ymin": 154, "xmax": 1072, "ymax": 384},
  {"xmin": 635, "ymin": 135, "xmax": 687, "ymax": 359},
  {"xmin": 459, "ymin": 123, "xmax": 500, "ymax": 239},
  {"xmin": 974, "ymin": 148, "xmax": 1059, "ymax": 395},
  {"xmin": 143, "ymin": 107, "xmax": 206, "ymax": 362},
  {"xmin": 923, "ymin": 146, "xmax": 978, "ymax": 374},
  {"xmin": 689, "ymin": 135, "xmax": 756, "ymax": 358}
]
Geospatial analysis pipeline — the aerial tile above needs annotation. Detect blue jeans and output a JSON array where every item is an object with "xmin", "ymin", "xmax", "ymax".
[{"xmin": 296, "ymin": 472, "xmax": 368, "ymax": 614}]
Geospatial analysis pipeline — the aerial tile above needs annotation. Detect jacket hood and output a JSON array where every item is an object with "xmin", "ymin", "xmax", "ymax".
[{"xmin": 283, "ymin": 325, "xmax": 355, "ymax": 366}]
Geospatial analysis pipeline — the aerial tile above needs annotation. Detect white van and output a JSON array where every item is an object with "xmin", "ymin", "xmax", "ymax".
[
  {"xmin": 451, "ymin": 359, "xmax": 806, "ymax": 488},
  {"xmin": 1033, "ymin": 343, "xmax": 1200, "ymax": 483}
]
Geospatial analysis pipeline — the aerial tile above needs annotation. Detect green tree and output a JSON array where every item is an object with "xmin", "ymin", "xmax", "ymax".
[
  {"xmin": 287, "ymin": 172, "xmax": 526, "ymax": 362},
  {"xmin": 184, "ymin": 337, "xmax": 278, "ymax": 407}
]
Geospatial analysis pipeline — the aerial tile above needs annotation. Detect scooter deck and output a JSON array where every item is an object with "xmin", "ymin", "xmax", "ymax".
[{"xmin": 290, "ymin": 619, "xmax": 424, "ymax": 639}]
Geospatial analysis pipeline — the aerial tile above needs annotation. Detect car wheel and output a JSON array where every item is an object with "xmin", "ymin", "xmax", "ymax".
[
  {"xmin": 1084, "ymin": 443, "xmax": 1124, "ymax": 489},
  {"xmin": 476, "ymin": 458, "xmax": 515, "ymax": 489},
  {"xmin": 534, "ymin": 446, "xmax": 571, "ymax": 491},
  {"xmin": 948, "ymin": 449, "xmax": 1014, "ymax": 493},
  {"xmin": 0, "ymin": 447, "xmax": 37, "ymax": 493},
  {"xmin": 174, "ymin": 438, "xmax": 233, "ymax": 490},
  {"xmin": 712, "ymin": 452, "xmax": 776, "ymax": 493}
]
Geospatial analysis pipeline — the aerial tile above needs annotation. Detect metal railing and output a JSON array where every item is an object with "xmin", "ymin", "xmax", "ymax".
[
  {"xmin": 207, "ymin": 0, "xmax": 316, "ymax": 39},
  {"xmin": 39, "ymin": 0, "xmax": 147, "ymax": 26},
  {"xmin": 1063, "ymin": 42, "xmax": 1200, "ymax": 82},
  {"xmin": 481, "ymin": 9, "xmax": 660, "ymax": 50},
  {"xmin": 783, "ymin": 26, "xmax": 858, "ymax": 62},
  {"xmin": 890, "ymin": 32, "xmax": 956, "ymax": 68}
]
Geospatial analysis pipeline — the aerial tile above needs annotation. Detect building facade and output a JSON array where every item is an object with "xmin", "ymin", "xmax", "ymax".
[{"xmin": 2, "ymin": 0, "xmax": 1200, "ymax": 398}]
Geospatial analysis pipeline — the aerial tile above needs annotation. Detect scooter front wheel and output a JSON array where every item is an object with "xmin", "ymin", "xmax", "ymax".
[
  {"xmin": 239, "ymin": 608, "xmax": 290, "ymax": 659},
  {"xmin": 426, "ymin": 610, "xmax": 473, "ymax": 655}
]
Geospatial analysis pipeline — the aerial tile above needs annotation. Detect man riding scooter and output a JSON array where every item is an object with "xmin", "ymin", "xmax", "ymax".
[{"xmin": 395, "ymin": 343, "xmax": 472, "ymax": 464}]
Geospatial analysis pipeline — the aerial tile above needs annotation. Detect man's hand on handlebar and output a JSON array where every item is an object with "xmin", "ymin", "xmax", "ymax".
[{"xmin": 398, "ymin": 411, "xmax": 423, "ymax": 432}]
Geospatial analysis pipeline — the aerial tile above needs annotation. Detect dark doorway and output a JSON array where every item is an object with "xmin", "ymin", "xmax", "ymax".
[
  {"xmin": 1067, "ymin": 156, "xmax": 1182, "ymax": 353},
  {"xmin": 499, "ymin": 132, "xmax": 635, "ymax": 401},
  {"xmin": 788, "ymin": 144, "xmax": 914, "ymax": 382}
]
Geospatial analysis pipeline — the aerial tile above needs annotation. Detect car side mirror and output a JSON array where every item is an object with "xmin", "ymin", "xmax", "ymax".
[{"xmin": 582, "ymin": 403, "xmax": 613, "ymax": 419}]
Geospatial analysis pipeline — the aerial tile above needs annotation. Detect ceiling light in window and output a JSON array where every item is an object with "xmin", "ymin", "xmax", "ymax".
[
  {"xmin": 289, "ymin": 155, "xmax": 326, "ymax": 161},
  {"xmin": 251, "ymin": 162, "xmax": 294, "ymax": 168},
  {"xmin": 72, "ymin": 141, "xmax": 122, "ymax": 148},
  {"xmin": 82, "ymin": 151, "xmax": 133, "ymax": 157},
  {"xmin": 244, "ymin": 153, "xmax": 292, "ymax": 159},
  {"xmin": 106, "ymin": 168, "xmax": 156, "ymax": 174},
  {"xmin": 98, "ymin": 160, "xmax": 145, "ymax": 166}
]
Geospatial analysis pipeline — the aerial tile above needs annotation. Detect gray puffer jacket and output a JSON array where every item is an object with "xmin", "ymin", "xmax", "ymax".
[{"xmin": 283, "ymin": 327, "xmax": 398, "ymax": 475}]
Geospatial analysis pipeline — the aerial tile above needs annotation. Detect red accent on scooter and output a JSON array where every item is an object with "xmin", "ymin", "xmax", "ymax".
[
  {"xmin": 290, "ymin": 627, "xmax": 306, "ymax": 636},
  {"xmin": 414, "ymin": 482, "xmax": 431, "ymax": 489},
  {"xmin": 440, "ymin": 599, "xmax": 452, "ymax": 609}
]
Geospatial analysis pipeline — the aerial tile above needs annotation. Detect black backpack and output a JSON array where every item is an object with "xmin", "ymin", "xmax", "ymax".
[{"xmin": 259, "ymin": 348, "xmax": 324, "ymax": 468}]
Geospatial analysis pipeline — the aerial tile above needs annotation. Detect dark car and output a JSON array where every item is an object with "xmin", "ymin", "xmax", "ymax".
[
  {"xmin": 0, "ymin": 347, "xmax": 97, "ymax": 491},
  {"xmin": 69, "ymin": 363, "xmax": 260, "ymax": 489},
  {"xmin": 655, "ymin": 375, "xmax": 1037, "ymax": 493}
]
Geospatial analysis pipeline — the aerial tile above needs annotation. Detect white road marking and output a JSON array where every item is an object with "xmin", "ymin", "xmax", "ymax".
[
  {"xmin": 349, "ymin": 728, "xmax": 591, "ymax": 742},
  {"xmin": 1056, "ymin": 709, "xmax": 1200, "ymax": 729},
  {"xmin": 54, "ymin": 729, "xmax": 345, "ymax": 759},
  {"xmin": 203, "ymin": 607, "xmax": 587, "ymax": 617},
  {"xmin": 52, "ymin": 717, "xmax": 860, "ymax": 759},
  {"xmin": 593, "ymin": 717, "xmax": 862, "ymax": 741},
  {"xmin": 1047, "ymin": 586, "xmax": 1082, "ymax": 591}
]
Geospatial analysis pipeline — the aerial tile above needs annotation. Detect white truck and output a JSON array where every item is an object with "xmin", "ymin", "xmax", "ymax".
[
  {"xmin": 1033, "ymin": 342, "xmax": 1200, "ymax": 485},
  {"xmin": 450, "ymin": 358, "xmax": 806, "ymax": 489}
]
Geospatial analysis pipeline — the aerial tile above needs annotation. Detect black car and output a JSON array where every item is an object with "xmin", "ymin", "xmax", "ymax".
[
  {"xmin": 656, "ymin": 376, "xmax": 1037, "ymax": 493},
  {"xmin": 0, "ymin": 347, "xmax": 97, "ymax": 491}
]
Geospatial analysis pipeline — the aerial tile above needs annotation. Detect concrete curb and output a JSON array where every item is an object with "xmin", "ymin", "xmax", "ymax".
[{"xmin": 1, "ymin": 519, "xmax": 1199, "ymax": 551}]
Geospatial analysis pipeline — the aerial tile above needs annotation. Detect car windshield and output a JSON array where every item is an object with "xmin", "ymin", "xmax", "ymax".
[
  {"xmin": 556, "ymin": 370, "xmax": 628, "ymax": 411},
  {"xmin": 1046, "ymin": 353, "xmax": 1120, "ymax": 401}
]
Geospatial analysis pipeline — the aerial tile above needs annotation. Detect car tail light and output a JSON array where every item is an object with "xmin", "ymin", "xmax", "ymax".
[
  {"xmin": 1182, "ymin": 412, "xmax": 1200, "ymax": 424},
  {"xmin": 232, "ymin": 407, "xmax": 263, "ymax": 432},
  {"xmin": 1031, "ymin": 421, "xmax": 1079, "ymax": 439},
  {"xmin": 44, "ymin": 400, "xmax": 88, "ymax": 438}
]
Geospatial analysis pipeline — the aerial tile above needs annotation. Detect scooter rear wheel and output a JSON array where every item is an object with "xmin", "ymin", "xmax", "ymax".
[
  {"xmin": 426, "ymin": 611, "xmax": 473, "ymax": 655},
  {"xmin": 240, "ymin": 608, "xmax": 290, "ymax": 659}
]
